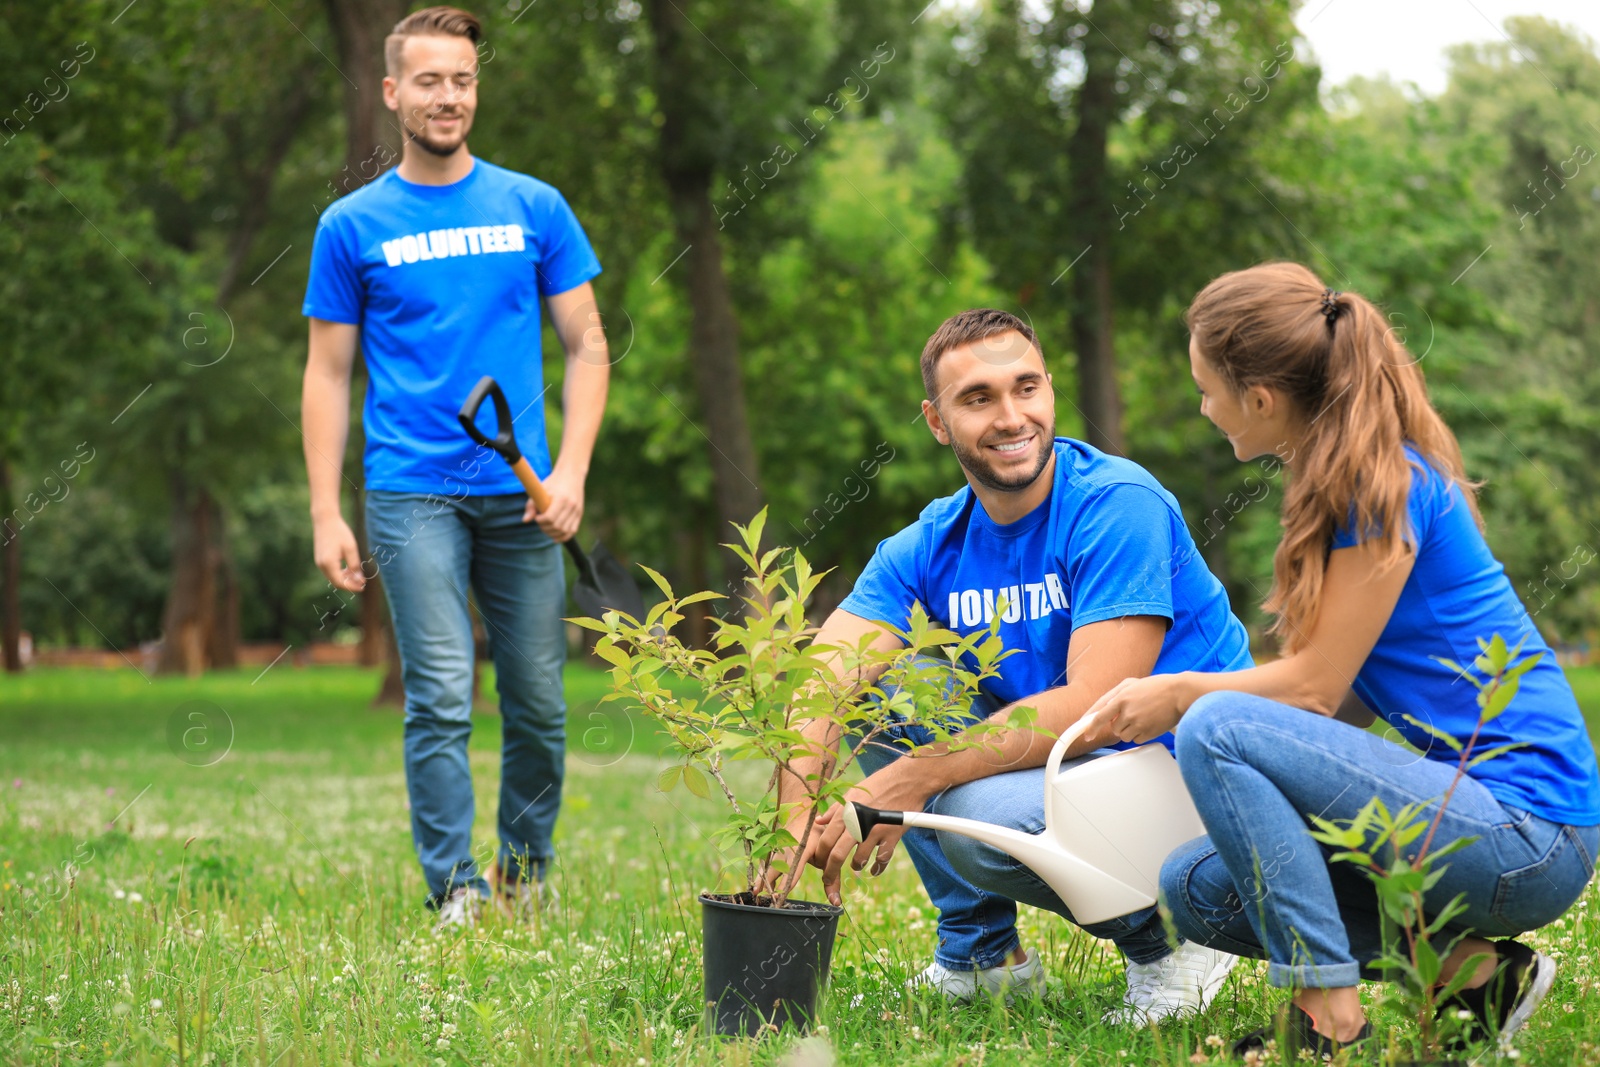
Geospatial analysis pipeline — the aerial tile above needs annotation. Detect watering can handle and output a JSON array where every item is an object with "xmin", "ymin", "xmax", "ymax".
[
  {"xmin": 1040, "ymin": 710, "xmax": 1102, "ymax": 839},
  {"xmin": 1044, "ymin": 711, "xmax": 1102, "ymax": 785}
]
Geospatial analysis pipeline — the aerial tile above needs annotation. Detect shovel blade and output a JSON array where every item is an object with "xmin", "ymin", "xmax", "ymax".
[{"xmin": 567, "ymin": 539, "xmax": 647, "ymax": 623}]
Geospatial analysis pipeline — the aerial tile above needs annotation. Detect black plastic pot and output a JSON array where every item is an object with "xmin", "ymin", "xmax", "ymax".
[{"xmin": 700, "ymin": 892, "xmax": 843, "ymax": 1037}]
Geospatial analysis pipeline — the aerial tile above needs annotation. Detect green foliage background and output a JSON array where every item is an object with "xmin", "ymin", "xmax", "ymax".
[{"xmin": 3, "ymin": 1, "xmax": 1598, "ymax": 655}]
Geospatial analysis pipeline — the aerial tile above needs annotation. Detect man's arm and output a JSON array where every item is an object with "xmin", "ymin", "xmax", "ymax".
[
  {"xmin": 530, "ymin": 282, "xmax": 609, "ymax": 541},
  {"xmin": 841, "ymin": 614, "xmax": 1165, "ymax": 801},
  {"xmin": 809, "ymin": 614, "xmax": 1167, "ymax": 904},
  {"xmin": 303, "ymin": 318, "xmax": 365, "ymax": 593}
]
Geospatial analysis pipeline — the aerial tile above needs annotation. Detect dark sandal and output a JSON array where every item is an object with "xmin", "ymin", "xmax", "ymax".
[
  {"xmin": 1435, "ymin": 939, "xmax": 1555, "ymax": 1052},
  {"xmin": 1231, "ymin": 1004, "xmax": 1371, "ymax": 1060}
]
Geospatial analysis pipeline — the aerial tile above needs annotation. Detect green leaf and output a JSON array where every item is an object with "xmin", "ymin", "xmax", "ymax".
[
  {"xmin": 681, "ymin": 765, "xmax": 711, "ymax": 799},
  {"xmin": 1431, "ymin": 656, "xmax": 1479, "ymax": 688},
  {"xmin": 1464, "ymin": 742, "xmax": 1529, "ymax": 771},
  {"xmin": 1414, "ymin": 936, "xmax": 1441, "ymax": 988},
  {"xmin": 656, "ymin": 765, "xmax": 681, "ymax": 793},
  {"xmin": 1400, "ymin": 714, "xmax": 1464, "ymax": 754},
  {"xmin": 638, "ymin": 564, "xmax": 674, "ymax": 598},
  {"xmin": 592, "ymin": 640, "xmax": 630, "ymax": 668}
]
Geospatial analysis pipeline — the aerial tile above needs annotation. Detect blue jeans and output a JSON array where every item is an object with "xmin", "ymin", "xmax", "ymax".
[
  {"xmin": 367, "ymin": 491, "xmax": 568, "ymax": 903},
  {"xmin": 856, "ymin": 680, "xmax": 1173, "ymax": 969},
  {"xmin": 1163, "ymin": 691, "xmax": 1599, "ymax": 989}
]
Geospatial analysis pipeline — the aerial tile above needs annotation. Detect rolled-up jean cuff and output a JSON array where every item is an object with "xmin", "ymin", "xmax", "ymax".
[
  {"xmin": 936, "ymin": 929, "xmax": 1021, "ymax": 972},
  {"xmin": 1268, "ymin": 961, "xmax": 1361, "ymax": 989}
]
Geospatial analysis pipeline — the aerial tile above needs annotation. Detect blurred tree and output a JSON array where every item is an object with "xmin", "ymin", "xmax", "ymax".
[
  {"xmin": 0, "ymin": 3, "xmax": 172, "ymax": 670},
  {"xmin": 937, "ymin": 0, "xmax": 1307, "ymax": 457}
]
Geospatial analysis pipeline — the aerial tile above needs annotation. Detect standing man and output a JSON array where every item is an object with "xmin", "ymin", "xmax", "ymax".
[
  {"xmin": 783, "ymin": 310, "xmax": 1248, "ymax": 1022},
  {"xmin": 301, "ymin": 6, "xmax": 609, "ymax": 929}
]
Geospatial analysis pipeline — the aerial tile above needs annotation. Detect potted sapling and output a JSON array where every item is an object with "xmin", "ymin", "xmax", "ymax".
[{"xmin": 579, "ymin": 510, "xmax": 1023, "ymax": 1037}]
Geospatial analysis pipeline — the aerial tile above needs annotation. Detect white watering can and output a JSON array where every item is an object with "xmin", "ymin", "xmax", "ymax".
[{"xmin": 843, "ymin": 712, "xmax": 1204, "ymax": 925}]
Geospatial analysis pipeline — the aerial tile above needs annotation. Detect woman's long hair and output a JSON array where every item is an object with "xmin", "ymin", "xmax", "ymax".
[{"xmin": 1185, "ymin": 262, "xmax": 1480, "ymax": 651}]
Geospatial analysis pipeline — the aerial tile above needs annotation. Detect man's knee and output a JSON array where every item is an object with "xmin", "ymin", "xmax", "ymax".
[
  {"xmin": 1158, "ymin": 833, "xmax": 1215, "ymax": 911},
  {"xmin": 936, "ymin": 829, "xmax": 1014, "ymax": 893},
  {"xmin": 930, "ymin": 775, "xmax": 1044, "ymax": 890},
  {"xmin": 401, "ymin": 660, "xmax": 476, "ymax": 726}
]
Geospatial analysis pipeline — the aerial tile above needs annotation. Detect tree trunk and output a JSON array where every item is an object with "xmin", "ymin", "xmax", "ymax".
[
  {"xmin": 325, "ymin": 0, "xmax": 405, "ymax": 706},
  {"xmin": 359, "ymin": 576, "xmax": 388, "ymax": 665},
  {"xmin": 158, "ymin": 474, "xmax": 217, "ymax": 677},
  {"xmin": 648, "ymin": 0, "xmax": 767, "ymax": 556},
  {"xmin": 1065, "ymin": 27, "xmax": 1125, "ymax": 456},
  {"xmin": 322, "ymin": 0, "xmax": 407, "ymax": 189},
  {"xmin": 678, "ymin": 510, "xmax": 711, "ymax": 650},
  {"xmin": 207, "ymin": 524, "xmax": 240, "ymax": 670},
  {"xmin": 1, "ymin": 461, "xmax": 21, "ymax": 673},
  {"xmin": 373, "ymin": 618, "xmax": 406, "ymax": 709}
]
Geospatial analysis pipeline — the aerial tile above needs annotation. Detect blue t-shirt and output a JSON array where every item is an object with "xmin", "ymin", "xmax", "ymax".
[
  {"xmin": 840, "ymin": 438, "xmax": 1254, "ymax": 751},
  {"xmin": 302, "ymin": 159, "xmax": 602, "ymax": 495},
  {"xmin": 1333, "ymin": 446, "xmax": 1600, "ymax": 825}
]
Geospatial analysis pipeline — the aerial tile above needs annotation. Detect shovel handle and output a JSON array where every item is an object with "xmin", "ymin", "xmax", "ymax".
[
  {"xmin": 459, "ymin": 376, "xmax": 557, "ymax": 516},
  {"xmin": 508, "ymin": 456, "xmax": 553, "ymax": 514}
]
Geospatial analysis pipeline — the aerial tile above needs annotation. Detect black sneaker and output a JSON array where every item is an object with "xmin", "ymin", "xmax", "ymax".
[
  {"xmin": 1231, "ymin": 1004, "xmax": 1371, "ymax": 1060},
  {"xmin": 1436, "ymin": 939, "xmax": 1556, "ymax": 1052}
]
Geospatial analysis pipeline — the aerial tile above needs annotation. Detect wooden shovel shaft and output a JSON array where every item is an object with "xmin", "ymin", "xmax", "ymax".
[{"xmin": 509, "ymin": 456, "xmax": 553, "ymax": 513}]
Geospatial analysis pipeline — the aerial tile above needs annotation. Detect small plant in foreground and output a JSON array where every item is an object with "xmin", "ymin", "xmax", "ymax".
[
  {"xmin": 577, "ymin": 509, "xmax": 1032, "ymax": 907},
  {"xmin": 1310, "ymin": 633, "xmax": 1537, "ymax": 1061}
]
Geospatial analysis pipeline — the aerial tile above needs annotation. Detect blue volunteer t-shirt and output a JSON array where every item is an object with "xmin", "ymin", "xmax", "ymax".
[
  {"xmin": 840, "ymin": 438, "xmax": 1254, "ymax": 751},
  {"xmin": 302, "ymin": 158, "xmax": 602, "ymax": 495},
  {"xmin": 1333, "ymin": 445, "xmax": 1600, "ymax": 826}
]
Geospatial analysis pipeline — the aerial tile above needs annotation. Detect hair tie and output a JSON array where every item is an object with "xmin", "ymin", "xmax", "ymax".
[{"xmin": 1320, "ymin": 288, "xmax": 1342, "ymax": 326}]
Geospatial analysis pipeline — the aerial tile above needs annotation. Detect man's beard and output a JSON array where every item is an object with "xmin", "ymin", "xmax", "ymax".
[
  {"xmin": 406, "ymin": 114, "xmax": 468, "ymax": 158},
  {"xmin": 949, "ymin": 419, "xmax": 1055, "ymax": 492}
]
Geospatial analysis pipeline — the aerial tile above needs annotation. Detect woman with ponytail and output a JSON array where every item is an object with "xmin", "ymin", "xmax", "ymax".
[{"xmin": 1086, "ymin": 262, "xmax": 1599, "ymax": 1057}]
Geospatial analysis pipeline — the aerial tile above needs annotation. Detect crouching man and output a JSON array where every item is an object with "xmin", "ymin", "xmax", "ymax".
[{"xmin": 781, "ymin": 309, "xmax": 1247, "ymax": 1023}]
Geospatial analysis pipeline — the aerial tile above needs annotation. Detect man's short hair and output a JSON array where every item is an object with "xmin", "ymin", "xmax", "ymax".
[
  {"xmin": 920, "ymin": 308, "xmax": 1042, "ymax": 404},
  {"xmin": 386, "ymin": 6, "xmax": 482, "ymax": 77}
]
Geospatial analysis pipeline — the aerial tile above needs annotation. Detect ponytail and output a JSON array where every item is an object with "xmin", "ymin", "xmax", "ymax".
[{"xmin": 1186, "ymin": 263, "xmax": 1479, "ymax": 651}]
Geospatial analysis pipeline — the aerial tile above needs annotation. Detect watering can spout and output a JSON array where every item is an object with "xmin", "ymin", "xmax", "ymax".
[
  {"xmin": 846, "ymin": 801, "xmax": 1072, "ymax": 883},
  {"xmin": 841, "ymin": 711, "xmax": 1204, "ymax": 925},
  {"xmin": 845, "ymin": 800, "xmax": 1145, "ymax": 924}
]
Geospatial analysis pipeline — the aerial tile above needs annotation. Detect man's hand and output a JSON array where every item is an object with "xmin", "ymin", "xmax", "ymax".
[
  {"xmin": 523, "ymin": 463, "xmax": 583, "ymax": 541},
  {"xmin": 1088, "ymin": 672, "xmax": 1191, "ymax": 745},
  {"xmin": 312, "ymin": 513, "xmax": 367, "ymax": 592},
  {"xmin": 810, "ymin": 767, "xmax": 934, "ymax": 906}
]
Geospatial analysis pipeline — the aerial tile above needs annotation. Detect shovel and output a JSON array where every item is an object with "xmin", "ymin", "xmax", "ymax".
[{"xmin": 457, "ymin": 375, "xmax": 647, "ymax": 623}]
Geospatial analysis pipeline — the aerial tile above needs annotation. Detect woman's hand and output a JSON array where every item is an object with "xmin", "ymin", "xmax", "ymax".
[{"xmin": 1086, "ymin": 672, "xmax": 1193, "ymax": 744}]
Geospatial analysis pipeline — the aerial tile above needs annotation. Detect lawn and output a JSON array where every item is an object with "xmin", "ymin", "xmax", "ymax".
[{"xmin": 2, "ymin": 664, "xmax": 1599, "ymax": 1066}]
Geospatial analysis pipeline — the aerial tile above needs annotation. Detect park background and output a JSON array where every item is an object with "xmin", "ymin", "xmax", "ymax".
[{"xmin": 5, "ymin": 1, "xmax": 1600, "ymax": 1065}]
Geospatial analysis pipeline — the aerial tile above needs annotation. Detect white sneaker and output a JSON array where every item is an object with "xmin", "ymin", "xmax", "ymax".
[
  {"xmin": 1103, "ymin": 942, "xmax": 1237, "ymax": 1025},
  {"xmin": 432, "ymin": 887, "xmax": 485, "ymax": 933},
  {"xmin": 908, "ymin": 948, "xmax": 1047, "ymax": 1004}
]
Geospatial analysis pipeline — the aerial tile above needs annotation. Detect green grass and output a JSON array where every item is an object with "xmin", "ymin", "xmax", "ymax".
[{"xmin": 2, "ymin": 665, "xmax": 1599, "ymax": 1065}]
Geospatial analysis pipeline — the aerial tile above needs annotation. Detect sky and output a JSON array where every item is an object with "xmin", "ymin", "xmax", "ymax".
[{"xmin": 1294, "ymin": 0, "xmax": 1600, "ymax": 94}]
